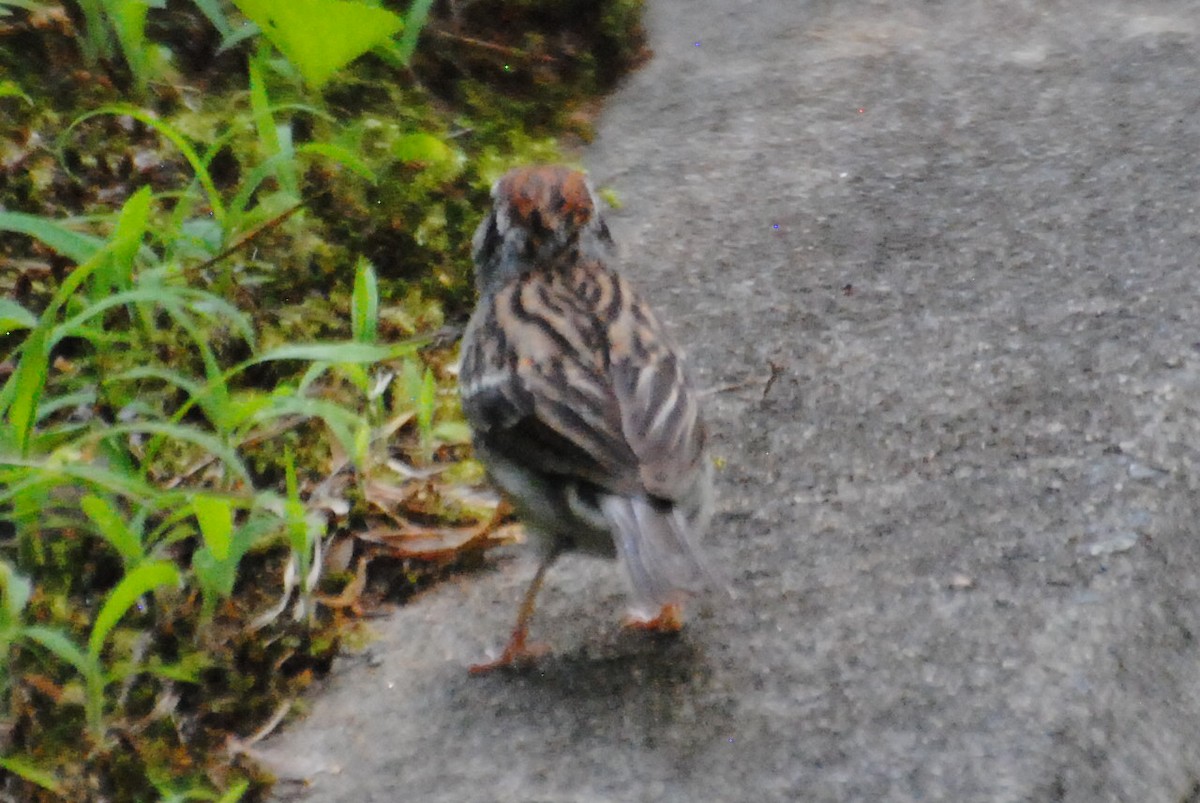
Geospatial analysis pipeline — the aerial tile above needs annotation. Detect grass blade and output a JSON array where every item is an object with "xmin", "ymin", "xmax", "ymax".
[
  {"xmin": 0, "ymin": 459, "xmax": 177, "ymax": 508},
  {"xmin": 192, "ymin": 494, "xmax": 233, "ymax": 561},
  {"xmin": 107, "ymin": 366, "xmax": 206, "ymax": 402},
  {"xmin": 242, "ymin": 394, "xmax": 362, "ymax": 463},
  {"xmin": 0, "ymin": 79, "xmax": 33, "ymax": 104},
  {"xmin": 395, "ymin": 0, "xmax": 434, "ymax": 64},
  {"xmin": 0, "ymin": 299, "xmax": 40, "ymax": 335},
  {"xmin": 217, "ymin": 779, "xmax": 251, "ymax": 803},
  {"xmin": 351, "ymin": 258, "xmax": 378, "ymax": 344},
  {"xmin": 84, "ymin": 559, "xmax": 180, "ymax": 736},
  {"xmin": 66, "ymin": 106, "xmax": 226, "ymax": 224},
  {"xmin": 87, "ymin": 560, "xmax": 180, "ymax": 660},
  {"xmin": 418, "ymin": 365, "xmax": 436, "ymax": 444},
  {"xmin": 248, "ymin": 43, "xmax": 298, "ymax": 197},
  {"xmin": 190, "ymin": 0, "xmax": 234, "ymax": 37},
  {"xmin": 22, "ymin": 625, "xmax": 91, "ymax": 677},
  {"xmin": 94, "ymin": 422, "xmax": 253, "ymax": 486},
  {"xmin": 297, "ymin": 141, "xmax": 376, "ymax": 182},
  {"xmin": 96, "ymin": 184, "xmax": 153, "ymax": 296},
  {"xmin": 242, "ymin": 341, "xmax": 409, "ymax": 369},
  {"xmin": 3, "ymin": 329, "xmax": 49, "ymax": 456},
  {"xmin": 0, "ymin": 756, "xmax": 62, "ymax": 794},
  {"xmin": 0, "ymin": 211, "xmax": 105, "ymax": 262},
  {"xmin": 81, "ymin": 494, "xmax": 144, "ymax": 569},
  {"xmin": 283, "ymin": 448, "xmax": 308, "ymax": 577},
  {"xmin": 0, "ymin": 559, "xmax": 32, "ymax": 625}
]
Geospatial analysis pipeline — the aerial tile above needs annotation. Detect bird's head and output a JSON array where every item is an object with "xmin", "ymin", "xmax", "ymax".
[{"xmin": 472, "ymin": 165, "xmax": 614, "ymax": 295}]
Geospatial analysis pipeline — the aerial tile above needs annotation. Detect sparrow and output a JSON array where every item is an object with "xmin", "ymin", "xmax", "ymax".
[{"xmin": 459, "ymin": 165, "xmax": 719, "ymax": 673}]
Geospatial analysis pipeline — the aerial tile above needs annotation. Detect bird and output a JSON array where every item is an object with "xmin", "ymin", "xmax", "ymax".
[{"xmin": 458, "ymin": 164, "xmax": 721, "ymax": 673}]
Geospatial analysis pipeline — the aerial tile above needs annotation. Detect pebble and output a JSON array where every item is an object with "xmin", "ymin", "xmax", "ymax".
[
  {"xmin": 1086, "ymin": 531, "xmax": 1139, "ymax": 557},
  {"xmin": 1127, "ymin": 462, "xmax": 1165, "ymax": 481}
]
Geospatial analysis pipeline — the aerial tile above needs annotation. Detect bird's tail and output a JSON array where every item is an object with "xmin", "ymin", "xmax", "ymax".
[{"xmin": 599, "ymin": 494, "xmax": 727, "ymax": 617}]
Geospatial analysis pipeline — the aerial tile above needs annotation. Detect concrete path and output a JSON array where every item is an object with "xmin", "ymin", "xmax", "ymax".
[{"xmin": 261, "ymin": 1, "xmax": 1200, "ymax": 800}]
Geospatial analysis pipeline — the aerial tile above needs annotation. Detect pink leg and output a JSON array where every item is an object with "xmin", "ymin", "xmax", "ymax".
[{"xmin": 470, "ymin": 555, "xmax": 556, "ymax": 674}]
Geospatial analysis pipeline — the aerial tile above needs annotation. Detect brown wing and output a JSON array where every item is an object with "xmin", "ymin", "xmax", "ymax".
[
  {"xmin": 605, "ymin": 273, "xmax": 708, "ymax": 501},
  {"xmin": 460, "ymin": 261, "xmax": 641, "ymax": 495},
  {"xmin": 459, "ymin": 259, "xmax": 705, "ymax": 502}
]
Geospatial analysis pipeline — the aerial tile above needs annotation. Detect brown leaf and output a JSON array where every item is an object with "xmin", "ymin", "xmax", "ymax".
[
  {"xmin": 315, "ymin": 556, "xmax": 369, "ymax": 611},
  {"xmin": 357, "ymin": 521, "xmax": 521, "ymax": 562}
]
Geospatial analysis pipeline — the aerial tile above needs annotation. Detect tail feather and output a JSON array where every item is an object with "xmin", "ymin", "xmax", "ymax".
[{"xmin": 600, "ymin": 495, "xmax": 725, "ymax": 615}]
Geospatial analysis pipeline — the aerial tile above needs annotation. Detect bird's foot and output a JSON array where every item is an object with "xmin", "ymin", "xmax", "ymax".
[
  {"xmin": 469, "ymin": 628, "xmax": 550, "ymax": 675},
  {"xmin": 622, "ymin": 602, "xmax": 685, "ymax": 634}
]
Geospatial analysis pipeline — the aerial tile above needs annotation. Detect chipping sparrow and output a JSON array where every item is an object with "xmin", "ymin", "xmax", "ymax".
[{"xmin": 459, "ymin": 165, "xmax": 718, "ymax": 672}]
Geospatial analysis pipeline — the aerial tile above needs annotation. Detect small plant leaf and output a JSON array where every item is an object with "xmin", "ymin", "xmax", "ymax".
[
  {"xmin": 22, "ymin": 625, "xmax": 92, "ymax": 677},
  {"xmin": 98, "ymin": 184, "xmax": 154, "ymax": 295},
  {"xmin": 243, "ymin": 394, "xmax": 362, "ymax": 465},
  {"xmin": 400, "ymin": 358, "xmax": 421, "ymax": 411},
  {"xmin": 193, "ymin": 510, "xmax": 274, "ymax": 616},
  {"xmin": 223, "ymin": 388, "xmax": 274, "ymax": 430},
  {"xmin": 217, "ymin": 779, "xmax": 252, "ymax": 803},
  {"xmin": 0, "ymin": 459, "xmax": 174, "ymax": 509},
  {"xmin": 394, "ymin": 0, "xmax": 434, "ymax": 64},
  {"xmin": 0, "ymin": 79, "xmax": 33, "ymax": 104},
  {"xmin": 391, "ymin": 131, "xmax": 451, "ymax": 165},
  {"xmin": 0, "ymin": 299, "xmax": 37, "ymax": 335},
  {"xmin": 87, "ymin": 560, "xmax": 180, "ymax": 660},
  {"xmin": 233, "ymin": 0, "xmax": 404, "ymax": 89},
  {"xmin": 0, "ymin": 211, "xmax": 105, "ymax": 262},
  {"xmin": 244, "ymin": 341, "xmax": 400, "ymax": 367},
  {"xmin": 283, "ymin": 448, "xmax": 309, "ymax": 575},
  {"xmin": 0, "ymin": 756, "xmax": 61, "ymax": 793},
  {"xmin": 81, "ymin": 494, "xmax": 144, "ymax": 569},
  {"xmin": 418, "ymin": 366, "xmax": 436, "ymax": 439},
  {"xmin": 98, "ymin": 422, "xmax": 253, "ymax": 486},
  {"xmin": 190, "ymin": 0, "xmax": 234, "ymax": 37},
  {"xmin": 249, "ymin": 44, "xmax": 298, "ymax": 197},
  {"xmin": 4, "ymin": 329, "xmax": 49, "ymax": 456},
  {"xmin": 431, "ymin": 420, "xmax": 471, "ymax": 445},
  {"xmin": 297, "ymin": 141, "xmax": 376, "ymax": 182},
  {"xmin": 351, "ymin": 258, "xmax": 378, "ymax": 344},
  {"xmin": 193, "ymin": 546, "xmax": 238, "ymax": 612},
  {"xmin": 192, "ymin": 494, "xmax": 234, "ymax": 561},
  {"xmin": 112, "ymin": 0, "xmax": 154, "ymax": 93},
  {"xmin": 145, "ymin": 650, "xmax": 215, "ymax": 683},
  {"xmin": 0, "ymin": 558, "xmax": 32, "ymax": 625}
]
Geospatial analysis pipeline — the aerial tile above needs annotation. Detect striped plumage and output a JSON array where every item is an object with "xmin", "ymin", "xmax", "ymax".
[{"xmin": 459, "ymin": 165, "xmax": 717, "ymax": 671}]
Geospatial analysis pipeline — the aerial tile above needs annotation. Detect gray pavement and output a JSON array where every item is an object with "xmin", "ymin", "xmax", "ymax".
[{"xmin": 261, "ymin": 1, "xmax": 1200, "ymax": 800}]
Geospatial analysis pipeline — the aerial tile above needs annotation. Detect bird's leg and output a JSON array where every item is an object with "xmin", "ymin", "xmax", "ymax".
[
  {"xmin": 469, "ymin": 550, "xmax": 558, "ymax": 674},
  {"xmin": 623, "ymin": 602, "xmax": 685, "ymax": 634}
]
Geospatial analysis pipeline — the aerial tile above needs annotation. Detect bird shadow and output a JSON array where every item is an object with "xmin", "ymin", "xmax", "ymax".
[
  {"xmin": 506, "ymin": 631, "xmax": 703, "ymax": 692},
  {"xmin": 445, "ymin": 628, "xmax": 737, "ymax": 757}
]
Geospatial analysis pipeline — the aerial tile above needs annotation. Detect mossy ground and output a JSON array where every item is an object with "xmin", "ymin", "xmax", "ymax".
[{"xmin": 0, "ymin": 2, "xmax": 647, "ymax": 799}]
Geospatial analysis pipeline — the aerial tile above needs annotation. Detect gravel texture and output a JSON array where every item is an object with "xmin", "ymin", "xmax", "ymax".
[{"xmin": 261, "ymin": 1, "xmax": 1200, "ymax": 800}]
